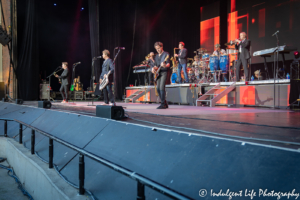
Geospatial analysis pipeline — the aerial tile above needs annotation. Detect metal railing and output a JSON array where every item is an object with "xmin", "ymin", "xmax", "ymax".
[{"xmin": 1, "ymin": 118, "xmax": 191, "ymax": 200}]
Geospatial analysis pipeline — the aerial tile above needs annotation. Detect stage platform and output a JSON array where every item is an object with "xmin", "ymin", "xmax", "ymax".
[
  {"xmin": 23, "ymin": 100, "xmax": 300, "ymax": 151},
  {"xmin": 126, "ymin": 79, "xmax": 291, "ymax": 108}
]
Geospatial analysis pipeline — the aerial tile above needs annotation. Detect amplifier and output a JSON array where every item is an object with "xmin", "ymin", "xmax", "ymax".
[{"xmin": 40, "ymin": 84, "xmax": 50, "ymax": 100}]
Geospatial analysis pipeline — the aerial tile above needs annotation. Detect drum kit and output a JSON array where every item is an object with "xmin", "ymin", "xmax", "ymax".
[{"xmin": 170, "ymin": 45, "xmax": 239, "ymax": 84}]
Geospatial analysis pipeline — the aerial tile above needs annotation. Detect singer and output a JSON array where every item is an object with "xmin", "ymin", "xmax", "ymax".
[
  {"xmin": 100, "ymin": 49, "xmax": 115, "ymax": 105},
  {"xmin": 235, "ymin": 32, "xmax": 251, "ymax": 81},
  {"xmin": 55, "ymin": 62, "xmax": 69, "ymax": 103}
]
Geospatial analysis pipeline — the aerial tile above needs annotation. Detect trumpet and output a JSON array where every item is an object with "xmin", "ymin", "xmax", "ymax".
[{"xmin": 229, "ymin": 38, "xmax": 242, "ymax": 45}]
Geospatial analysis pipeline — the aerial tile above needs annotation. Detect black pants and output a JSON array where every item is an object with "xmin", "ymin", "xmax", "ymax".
[
  {"xmin": 156, "ymin": 71, "xmax": 168, "ymax": 105},
  {"xmin": 236, "ymin": 56, "xmax": 249, "ymax": 81},
  {"xmin": 103, "ymin": 83, "xmax": 114, "ymax": 104},
  {"xmin": 148, "ymin": 72, "xmax": 154, "ymax": 85},
  {"xmin": 60, "ymin": 84, "xmax": 68, "ymax": 101}
]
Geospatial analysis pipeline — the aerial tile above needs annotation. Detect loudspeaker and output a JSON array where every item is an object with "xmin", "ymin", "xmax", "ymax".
[
  {"xmin": 0, "ymin": 25, "xmax": 11, "ymax": 46},
  {"xmin": 2, "ymin": 97, "xmax": 8, "ymax": 102},
  {"xmin": 0, "ymin": 82, "xmax": 4, "ymax": 100},
  {"xmin": 38, "ymin": 101, "xmax": 52, "ymax": 109},
  {"xmin": 16, "ymin": 99, "xmax": 23, "ymax": 104},
  {"xmin": 96, "ymin": 105, "xmax": 124, "ymax": 120}
]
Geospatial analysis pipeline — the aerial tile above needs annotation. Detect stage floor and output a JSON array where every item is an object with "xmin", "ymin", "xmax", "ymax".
[{"xmin": 24, "ymin": 101, "xmax": 300, "ymax": 150}]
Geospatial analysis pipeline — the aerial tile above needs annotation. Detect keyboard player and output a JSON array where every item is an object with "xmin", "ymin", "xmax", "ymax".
[{"xmin": 147, "ymin": 52, "xmax": 155, "ymax": 85}]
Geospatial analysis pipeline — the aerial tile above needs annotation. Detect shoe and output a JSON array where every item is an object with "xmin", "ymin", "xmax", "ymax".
[
  {"xmin": 109, "ymin": 103, "xmax": 116, "ymax": 106},
  {"xmin": 100, "ymin": 103, "xmax": 108, "ymax": 105},
  {"xmin": 157, "ymin": 104, "xmax": 167, "ymax": 109},
  {"xmin": 61, "ymin": 100, "xmax": 66, "ymax": 103}
]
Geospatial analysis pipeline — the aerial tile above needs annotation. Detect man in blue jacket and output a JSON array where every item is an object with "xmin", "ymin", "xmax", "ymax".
[{"xmin": 99, "ymin": 49, "xmax": 115, "ymax": 105}]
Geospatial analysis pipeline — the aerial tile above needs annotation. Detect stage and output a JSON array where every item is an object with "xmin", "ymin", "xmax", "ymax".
[
  {"xmin": 125, "ymin": 79, "xmax": 291, "ymax": 108},
  {"xmin": 23, "ymin": 100, "xmax": 300, "ymax": 151}
]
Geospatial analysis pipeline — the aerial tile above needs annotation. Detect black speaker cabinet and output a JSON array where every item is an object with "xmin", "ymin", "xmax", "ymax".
[
  {"xmin": 96, "ymin": 105, "xmax": 124, "ymax": 120},
  {"xmin": 0, "ymin": 82, "xmax": 4, "ymax": 100},
  {"xmin": 16, "ymin": 99, "xmax": 23, "ymax": 104},
  {"xmin": 38, "ymin": 101, "xmax": 52, "ymax": 109}
]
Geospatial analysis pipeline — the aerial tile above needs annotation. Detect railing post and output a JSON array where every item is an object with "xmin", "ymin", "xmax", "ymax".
[
  {"xmin": 49, "ymin": 138, "xmax": 53, "ymax": 168},
  {"xmin": 137, "ymin": 182, "xmax": 145, "ymax": 200},
  {"xmin": 4, "ymin": 120, "xmax": 7, "ymax": 137},
  {"xmin": 79, "ymin": 154, "xmax": 85, "ymax": 195},
  {"xmin": 19, "ymin": 124, "xmax": 23, "ymax": 144},
  {"xmin": 31, "ymin": 129, "xmax": 35, "ymax": 154}
]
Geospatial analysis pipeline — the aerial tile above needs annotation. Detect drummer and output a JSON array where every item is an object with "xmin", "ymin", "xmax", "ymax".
[
  {"xmin": 213, "ymin": 44, "xmax": 226, "ymax": 58},
  {"xmin": 212, "ymin": 44, "xmax": 228, "ymax": 82},
  {"xmin": 193, "ymin": 55, "xmax": 202, "ymax": 79}
]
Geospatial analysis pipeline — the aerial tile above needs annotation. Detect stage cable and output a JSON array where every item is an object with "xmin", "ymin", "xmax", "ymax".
[
  {"xmin": 0, "ymin": 158, "xmax": 34, "ymax": 200},
  {"xmin": 126, "ymin": 0, "xmax": 137, "ymax": 86}
]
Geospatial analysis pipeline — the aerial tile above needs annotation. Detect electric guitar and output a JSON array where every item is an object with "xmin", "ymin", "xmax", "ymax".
[
  {"xmin": 54, "ymin": 72, "xmax": 61, "ymax": 84},
  {"xmin": 154, "ymin": 55, "xmax": 169, "ymax": 82}
]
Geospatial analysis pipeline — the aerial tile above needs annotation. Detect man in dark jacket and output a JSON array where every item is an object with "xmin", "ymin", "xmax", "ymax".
[
  {"xmin": 175, "ymin": 42, "xmax": 189, "ymax": 83},
  {"xmin": 99, "ymin": 49, "xmax": 115, "ymax": 105},
  {"xmin": 235, "ymin": 32, "xmax": 251, "ymax": 81},
  {"xmin": 55, "ymin": 62, "xmax": 69, "ymax": 103}
]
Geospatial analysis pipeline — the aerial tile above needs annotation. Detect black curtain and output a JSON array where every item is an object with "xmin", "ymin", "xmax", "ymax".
[
  {"xmin": 88, "ymin": 0, "xmax": 101, "ymax": 88},
  {"xmin": 88, "ymin": 0, "xmax": 207, "ymax": 100},
  {"xmin": 17, "ymin": 0, "xmax": 39, "ymax": 100}
]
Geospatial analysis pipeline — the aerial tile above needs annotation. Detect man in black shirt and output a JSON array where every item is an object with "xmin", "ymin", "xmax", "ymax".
[
  {"xmin": 151, "ymin": 42, "xmax": 170, "ymax": 109},
  {"xmin": 55, "ymin": 62, "xmax": 69, "ymax": 103},
  {"xmin": 175, "ymin": 42, "xmax": 189, "ymax": 83},
  {"xmin": 99, "ymin": 49, "xmax": 115, "ymax": 105}
]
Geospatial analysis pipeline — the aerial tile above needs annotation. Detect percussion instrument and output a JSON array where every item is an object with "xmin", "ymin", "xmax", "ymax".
[
  {"xmin": 209, "ymin": 55, "xmax": 220, "ymax": 73},
  {"xmin": 219, "ymin": 54, "xmax": 229, "ymax": 74},
  {"xmin": 171, "ymin": 72, "xmax": 178, "ymax": 84},
  {"xmin": 201, "ymin": 53, "xmax": 210, "ymax": 62}
]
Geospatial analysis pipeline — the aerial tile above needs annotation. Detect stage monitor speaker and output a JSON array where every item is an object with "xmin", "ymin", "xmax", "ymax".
[
  {"xmin": 38, "ymin": 101, "xmax": 52, "ymax": 109},
  {"xmin": 96, "ymin": 105, "xmax": 124, "ymax": 120},
  {"xmin": 16, "ymin": 99, "xmax": 23, "ymax": 104},
  {"xmin": 0, "ymin": 82, "xmax": 4, "ymax": 100}
]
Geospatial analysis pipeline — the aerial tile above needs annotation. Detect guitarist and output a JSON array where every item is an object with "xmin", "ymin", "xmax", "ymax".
[
  {"xmin": 55, "ymin": 62, "xmax": 69, "ymax": 103},
  {"xmin": 99, "ymin": 49, "xmax": 115, "ymax": 106},
  {"xmin": 151, "ymin": 42, "xmax": 170, "ymax": 109}
]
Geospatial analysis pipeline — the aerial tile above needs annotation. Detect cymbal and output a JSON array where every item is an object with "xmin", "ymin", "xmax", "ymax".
[{"xmin": 197, "ymin": 48, "xmax": 207, "ymax": 52}]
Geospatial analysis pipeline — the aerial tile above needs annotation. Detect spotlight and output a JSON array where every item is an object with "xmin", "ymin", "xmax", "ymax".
[
  {"xmin": 54, "ymin": 3, "xmax": 57, "ymax": 6},
  {"xmin": 81, "ymin": 7, "xmax": 84, "ymax": 10},
  {"xmin": 294, "ymin": 51, "xmax": 299, "ymax": 59}
]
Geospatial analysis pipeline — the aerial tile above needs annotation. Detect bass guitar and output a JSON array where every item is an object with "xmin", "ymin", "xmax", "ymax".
[
  {"xmin": 153, "ymin": 55, "xmax": 169, "ymax": 82},
  {"xmin": 99, "ymin": 70, "xmax": 111, "ymax": 90}
]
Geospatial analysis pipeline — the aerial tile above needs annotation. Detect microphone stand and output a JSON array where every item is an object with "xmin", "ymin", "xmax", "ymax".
[
  {"xmin": 46, "ymin": 67, "xmax": 63, "ymax": 101},
  {"xmin": 70, "ymin": 63, "xmax": 80, "ymax": 103},
  {"xmin": 88, "ymin": 57, "xmax": 97, "ymax": 106},
  {"xmin": 273, "ymin": 31, "xmax": 280, "ymax": 109},
  {"xmin": 112, "ymin": 48, "xmax": 122, "ymax": 105}
]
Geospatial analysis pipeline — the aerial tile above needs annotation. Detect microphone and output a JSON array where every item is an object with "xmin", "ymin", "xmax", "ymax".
[
  {"xmin": 73, "ymin": 62, "xmax": 81, "ymax": 65},
  {"xmin": 272, "ymin": 30, "xmax": 279, "ymax": 36},
  {"xmin": 115, "ymin": 47, "xmax": 125, "ymax": 50}
]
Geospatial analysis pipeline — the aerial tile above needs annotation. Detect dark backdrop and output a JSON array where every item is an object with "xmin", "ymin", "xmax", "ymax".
[{"xmin": 16, "ymin": 0, "xmax": 300, "ymax": 100}]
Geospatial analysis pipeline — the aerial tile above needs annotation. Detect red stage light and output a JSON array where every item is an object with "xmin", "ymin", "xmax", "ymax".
[
  {"xmin": 252, "ymin": 18, "xmax": 255, "ymax": 23},
  {"xmin": 294, "ymin": 51, "xmax": 299, "ymax": 56}
]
